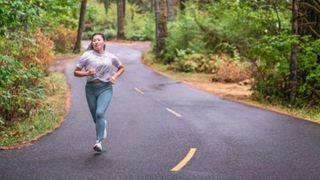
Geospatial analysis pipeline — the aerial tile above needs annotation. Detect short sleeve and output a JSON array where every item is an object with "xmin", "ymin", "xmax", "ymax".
[
  {"xmin": 76, "ymin": 51, "xmax": 90, "ymax": 69},
  {"xmin": 111, "ymin": 54, "xmax": 123, "ymax": 68}
]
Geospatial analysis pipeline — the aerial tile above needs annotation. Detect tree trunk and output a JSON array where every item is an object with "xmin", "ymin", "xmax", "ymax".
[
  {"xmin": 180, "ymin": 0, "xmax": 186, "ymax": 11},
  {"xmin": 102, "ymin": 0, "xmax": 111, "ymax": 14},
  {"xmin": 73, "ymin": 0, "xmax": 87, "ymax": 53},
  {"xmin": 272, "ymin": 0, "xmax": 282, "ymax": 31},
  {"xmin": 117, "ymin": 0, "xmax": 126, "ymax": 39},
  {"xmin": 290, "ymin": 0, "xmax": 299, "ymax": 101},
  {"xmin": 299, "ymin": 0, "xmax": 320, "ymax": 38},
  {"xmin": 167, "ymin": 0, "xmax": 179, "ymax": 20},
  {"xmin": 155, "ymin": 0, "xmax": 168, "ymax": 58}
]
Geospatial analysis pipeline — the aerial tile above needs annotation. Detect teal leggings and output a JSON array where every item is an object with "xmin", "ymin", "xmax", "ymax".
[{"xmin": 85, "ymin": 82, "xmax": 113, "ymax": 143}]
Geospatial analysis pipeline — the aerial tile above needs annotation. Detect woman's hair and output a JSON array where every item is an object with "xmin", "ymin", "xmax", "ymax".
[{"xmin": 87, "ymin": 32, "xmax": 106, "ymax": 50}]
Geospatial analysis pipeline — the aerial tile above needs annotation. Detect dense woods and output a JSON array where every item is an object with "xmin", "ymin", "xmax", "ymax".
[{"xmin": 1, "ymin": 0, "xmax": 320, "ymax": 128}]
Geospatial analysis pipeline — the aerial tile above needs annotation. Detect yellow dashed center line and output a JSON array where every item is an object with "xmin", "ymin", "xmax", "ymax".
[{"xmin": 171, "ymin": 148, "xmax": 197, "ymax": 172}]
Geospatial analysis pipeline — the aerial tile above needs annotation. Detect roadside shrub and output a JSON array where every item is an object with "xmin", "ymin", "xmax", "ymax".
[
  {"xmin": 49, "ymin": 24, "xmax": 77, "ymax": 53},
  {"xmin": 295, "ymin": 38, "xmax": 320, "ymax": 107},
  {"xmin": 214, "ymin": 58, "xmax": 251, "ymax": 83},
  {"xmin": 250, "ymin": 33, "xmax": 320, "ymax": 107},
  {"xmin": 0, "ymin": 55, "xmax": 45, "ymax": 123},
  {"xmin": 172, "ymin": 49, "xmax": 251, "ymax": 82},
  {"xmin": 173, "ymin": 49, "xmax": 215, "ymax": 73},
  {"xmin": 0, "ymin": 34, "xmax": 22, "ymax": 58},
  {"xmin": 249, "ymin": 33, "xmax": 293, "ymax": 102},
  {"xmin": 18, "ymin": 30, "xmax": 54, "ymax": 70}
]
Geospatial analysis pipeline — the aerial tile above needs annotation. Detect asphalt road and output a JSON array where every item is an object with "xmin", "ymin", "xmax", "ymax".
[{"xmin": 1, "ymin": 44, "xmax": 320, "ymax": 180}]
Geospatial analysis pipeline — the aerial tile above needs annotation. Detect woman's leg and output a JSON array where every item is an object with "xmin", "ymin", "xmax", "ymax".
[
  {"xmin": 95, "ymin": 87, "xmax": 113, "ymax": 143},
  {"xmin": 85, "ymin": 85, "xmax": 98, "ymax": 123}
]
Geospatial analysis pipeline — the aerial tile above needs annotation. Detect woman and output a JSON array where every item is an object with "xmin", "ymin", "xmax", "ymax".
[{"xmin": 74, "ymin": 32, "xmax": 125, "ymax": 152}]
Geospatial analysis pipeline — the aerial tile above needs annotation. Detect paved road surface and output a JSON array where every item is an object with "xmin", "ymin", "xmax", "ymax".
[{"xmin": 1, "ymin": 44, "xmax": 320, "ymax": 180}]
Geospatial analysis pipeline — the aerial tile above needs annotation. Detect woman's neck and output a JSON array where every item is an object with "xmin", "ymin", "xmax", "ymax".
[{"xmin": 94, "ymin": 49, "xmax": 104, "ymax": 54}]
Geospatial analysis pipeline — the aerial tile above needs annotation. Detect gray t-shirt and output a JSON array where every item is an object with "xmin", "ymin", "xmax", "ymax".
[{"xmin": 76, "ymin": 50, "xmax": 123, "ymax": 83}]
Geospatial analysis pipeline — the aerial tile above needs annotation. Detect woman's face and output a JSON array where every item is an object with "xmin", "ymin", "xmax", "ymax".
[{"xmin": 92, "ymin": 35, "xmax": 105, "ymax": 52}]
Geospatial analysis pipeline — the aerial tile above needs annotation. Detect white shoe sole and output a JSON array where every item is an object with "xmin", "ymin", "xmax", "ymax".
[{"xmin": 93, "ymin": 143, "xmax": 102, "ymax": 152}]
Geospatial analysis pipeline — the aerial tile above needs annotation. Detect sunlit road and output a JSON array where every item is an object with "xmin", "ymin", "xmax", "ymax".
[{"xmin": 1, "ymin": 43, "xmax": 320, "ymax": 180}]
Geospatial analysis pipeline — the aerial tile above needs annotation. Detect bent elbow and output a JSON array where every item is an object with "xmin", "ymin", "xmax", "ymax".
[
  {"xmin": 74, "ymin": 71, "xmax": 79, "ymax": 77},
  {"xmin": 120, "ymin": 66, "xmax": 125, "ymax": 72}
]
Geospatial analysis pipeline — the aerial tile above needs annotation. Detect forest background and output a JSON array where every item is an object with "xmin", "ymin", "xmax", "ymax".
[{"xmin": 0, "ymin": 0, "xmax": 319, "ymax": 146}]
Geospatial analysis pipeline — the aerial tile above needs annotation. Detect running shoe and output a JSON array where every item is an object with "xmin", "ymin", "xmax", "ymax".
[{"xmin": 93, "ymin": 142, "xmax": 102, "ymax": 152}]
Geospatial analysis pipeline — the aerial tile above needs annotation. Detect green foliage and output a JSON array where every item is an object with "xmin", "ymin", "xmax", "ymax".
[
  {"xmin": 42, "ymin": 0, "xmax": 79, "ymax": 29},
  {"xmin": 86, "ymin": 1, "xmax": 100, "ymax": 24},
  {"xmin": 296, "ymin": 38, "xmax": 320, "ymax": 107},
  {"xmin": 125, "ymin": 4, "xmax": 154, "ymax": 41},
  {"xmin": 173, "ymin": 49, "xmax": 214, "ymax": 73},
  {"xmin": 195, "ymin": 0, "xmax": 290, "ymax": 55},
  {"xmin": 0, "ymin": 0, "xmax": 78, "ymax": 126},
  {"xmin": 171, "ymin": 49, "xmax": 251, "ymax": 82},
  {"xmin": 143, "ymin": 13, "xmax": 156, "ymax": 41},
  {"xmin": 0, "ymin": 34, "xmax": 23, "ymax": 57},
  {"xmin": 83, "ymin": 1, "xmax": 155, "ymax": 41},
  {"xmin": 162, "ymin": 6, "xmax": 203, "ymax": 63},
  {"xmin": 249, "ymin": 33, "xmax": 295, "ymax": 101},
  {"xmin": 0, "ymin": 0, "xmax": 45, "ymax": 35},
  {"xmin": 0, "ymin": 72, "xmax": 68, "ymax": 145},
  {"xmin": 49, "ymin": 24, "xmax": 77, "ymax": 53},
  {"xmin": 82, "ymin": 2, "xmax": 117, "ymax": 40},
  {"xmin": 160, "ymin": 1, "xmax": 290, "ymax": 63},
  {"xmin": 250, "ymin": 33, "xmax": 320, "ymax": 107},
  {"xmin": 0, "ymin": 55, "xmax": 45, "ymax": 122},
  {"xmin": 127, "ymin": 0, "xmax": 153, "ymax": 12},
  {"xmin": 0, "ymin": 0, "xmax": 79, "ymax": 35},
  {"xmin": 83, "ymin": 27, "xmax": 117, "ymax": 40}
]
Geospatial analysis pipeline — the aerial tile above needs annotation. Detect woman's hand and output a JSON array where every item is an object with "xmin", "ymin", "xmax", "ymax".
[
  {"xmin": 74, "ymin": 67, "xmax": 95, "ymax": 77},
  {"xmin": 109, "ymin": 76, "xmax": 116, "ymax": 84},
  {"xmin": 87, "ymin": 68, "xmax": 96, "ymax": 76},
  {"xmin": 109, "ymin": 66, "xmax": 125, "ymax": 84}
]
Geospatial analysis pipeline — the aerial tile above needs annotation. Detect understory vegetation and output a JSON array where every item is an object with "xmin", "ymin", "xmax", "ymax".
[
  {"xmin": 82, "ymin": 2, "xmax": 155, "ymax": 41},
  {"xmin": 0, "ymin": 0, "xmax": 81, "ymax": 145},
  {"xmin": 138, "ymin": 1, "xmax": 320, "ymax": 113}
]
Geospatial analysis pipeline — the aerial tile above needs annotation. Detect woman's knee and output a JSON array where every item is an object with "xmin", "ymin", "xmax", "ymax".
[{"xmin": 95, "ymin": 111, "xmax": 105, "ymax": 120}]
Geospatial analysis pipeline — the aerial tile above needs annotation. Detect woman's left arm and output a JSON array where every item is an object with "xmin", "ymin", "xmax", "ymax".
[{"xmin": 110, "ymin": 65, "xmax": 125, "ymax": 84}]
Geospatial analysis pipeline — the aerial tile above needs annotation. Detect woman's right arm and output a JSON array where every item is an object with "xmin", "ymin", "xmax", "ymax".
[{"xmin": 74, "ymin": 67, "xmax": 95, "ymax": 77}]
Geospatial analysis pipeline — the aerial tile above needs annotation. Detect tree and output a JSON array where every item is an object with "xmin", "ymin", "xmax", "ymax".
[
  {"xmin": 299, "ymin": 0, "xmax": 320, "ymax": 38},
  {"xmin": 167, "ymin": 0, "xmax": 179, "ymax": 20},
  {"xmin": 180, "ymin": 0, "xmax": 186, "ymax": 11},
  {"xmin": 127, "ymin": 0, "xmax": 153, "ymax": 12},
  {"xmin": 74, "ymin": 0, "xmax": 87, "ymax": 53},
  {"xmin": 117, "ymin": 0, "xmax": 126, "ymax": 39},
  {"xmin": 98, "ymin": 0, "xmax": 112, "ymax": 14},
  {"xmin": 290, "ymin": 0, "xmax": 299, "ymax": 101},
  {"xmin": 155, "ymin": 0, "xmax": 168, "ymax": 58}
]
